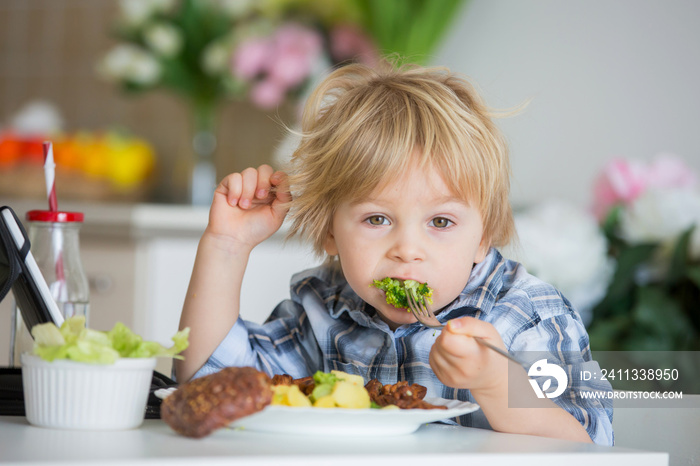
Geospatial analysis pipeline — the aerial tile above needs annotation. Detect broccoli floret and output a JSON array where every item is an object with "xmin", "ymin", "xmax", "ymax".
[{"xmin": 372, "ymin": 277, "xmax": 433, "ymax": 310}]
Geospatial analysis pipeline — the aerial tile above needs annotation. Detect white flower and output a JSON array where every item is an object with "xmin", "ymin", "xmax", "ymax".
[
  {"xmin": 503, "ymin": 200, "xmax": 613, "ymax": 324},
  {"xmin": 118, "ymin": 0, "xmax": 176, "ymax": 27},
  {"xmin": 619, "ymin": 187, "xmax": 700, "ymax": 258},
  {"xmin": 119, "ymin": 0, "xmax": 155, "ymax": 26},
  {"xmin": 201, "ymin": 41, "xmax": 231, "ymax": 75},
  {"xmin": 144, "ymin": 22, "xmax": 183, "ymax": 57},
  {"xmin": 97, "ymin": 44, "xmax": 161, "ymax": 86},
  {"xmin": 97, "ymin": 44, "xmax": 137, "ymax": 80},
  {"xmin": 218, "ymin": 0, "xmax": 255, "ymax": 18},
  {"xmin": 128, "ymin": 51, "xmax": 162, "ymax": 85}
]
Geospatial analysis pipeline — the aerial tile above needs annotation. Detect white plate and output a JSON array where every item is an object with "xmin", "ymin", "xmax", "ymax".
[{"xmin": 229, "ymin": 397, "xmax": 479, "ymax": 436}]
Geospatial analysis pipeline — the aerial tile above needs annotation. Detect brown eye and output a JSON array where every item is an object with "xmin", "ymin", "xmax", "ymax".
[
  {"xmin": 367, "ymin": 215, "xmax": 388, "ymax": 226},
  {"xmin": 431, "ymin": 217, "xmax": 452, "ymax": 228}
]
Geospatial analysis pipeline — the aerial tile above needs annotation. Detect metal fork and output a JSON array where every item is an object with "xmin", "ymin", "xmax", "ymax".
[{"xmin": 405, "ymin": 290, "xmax": 527, "ymax": 368}]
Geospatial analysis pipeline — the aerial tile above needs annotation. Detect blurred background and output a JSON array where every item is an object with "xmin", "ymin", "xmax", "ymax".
[
  {"xmin": 1, "ymin": 0, "xmax": 698, "ymax": 206},
  {"xmin": 1, "ymin": 1, "xmax": 699, "ymax": 359}
]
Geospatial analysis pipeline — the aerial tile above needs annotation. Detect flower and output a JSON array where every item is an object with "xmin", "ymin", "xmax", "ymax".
[
  {"xmin": 507, "ymin": 155, "xmax": 700, "ymax": 352},
  {"xmin": 232, "ymin": 37, "xmax": 272, "ymax": 80},
  {"xmin": 619, "ymin": 188, "xmax": 700, "ymax": 259},
  {"xmin": 232, "ymin": 23, "xmax": 325, "ymax": 109},
  {"xmin": 505, "ymin": 200, "xmax": 613, "ymax": 324},
  {"xmin": 592, "ymin": 153, "xmax": 698, "ymax": 221},
  {"xmin": 118, "ymin": 0, "xmax": 176, "ymax": 27},
  {"xmin": 329, "ymin": 24, "xmax": 380, "ymax": 66},
  {"xmin": 591, "ymin": 157, "xmax": 647, "ymax": 220},
  {"xmin": 97, "ymin": 44, "xmax": 161, "ymax": 86},
  {"xmin": 98, "ymin": 0, "xmax": 379, "ymax": 112},
  {"xmin": 646, "ymin": 153, "xmax": 698, "ymax": 190},
  {"xmin": 587, "ymin": 154, "xmax": 700, "ymax": 351},
  {"xmin": 143, "ymin": 22, "xmax": 183, "ymax": 57}
]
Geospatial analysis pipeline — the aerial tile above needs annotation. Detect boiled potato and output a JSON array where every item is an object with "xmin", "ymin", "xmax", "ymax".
[
  {"xmin": 331, "ymin": 381, "xmax": 371, "ymax": 409},
  {"xmin": 271, "ymin": 384, "xmax": 312, "ymax": 407},
  {"xmin": 287, "ymin": 385, "xmax": 312, "ymax": 407},
  {"xmin": 312, "ymin": 395, "xmax": 336, "ymax": 408},
  {"xmin": 331, "ymin": 370, "xmax": 365, "ymax": 386},
  {"xmin": 271, "ymin": 385, "xmax": 291, "ymax": 406}
]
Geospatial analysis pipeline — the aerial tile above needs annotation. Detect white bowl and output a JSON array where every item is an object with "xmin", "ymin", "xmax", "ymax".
[{"xmin": 21, "ymin": 354, "xmax": 156, "ymax": 430}]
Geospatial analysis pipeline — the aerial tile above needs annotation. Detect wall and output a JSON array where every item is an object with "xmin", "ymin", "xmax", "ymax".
[{"xmin": 434, "ymin": 0, "xmax": 700, "ymax": 209}]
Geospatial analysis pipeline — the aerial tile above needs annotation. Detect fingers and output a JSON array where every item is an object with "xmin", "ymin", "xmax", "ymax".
[
  {"xmin": 437, "ymin": 317, "xmax": 505, "ymax": 359},
  {"xmin": 430, "ymin": 319, "xmax": 508, "ymax": 390},
  {"xmin": 446, "ymin": 316, "xmax": 498, "ymax": 340},
  {"xmin": 270, "ymin": 171, "xmax": 292, "ymax": 203},
  {"xmin": 216, "ymin": 165, "xmax": 281, "ymax": 209}
]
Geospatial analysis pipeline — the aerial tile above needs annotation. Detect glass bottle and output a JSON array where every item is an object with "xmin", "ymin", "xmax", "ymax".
[{"xmin": 10, "ymin": 210, "xmax": 89, "ymax": 366}]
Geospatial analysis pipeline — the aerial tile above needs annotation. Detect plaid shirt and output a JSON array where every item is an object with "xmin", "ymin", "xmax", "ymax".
[{"xmin": 195, "ymin": 248, "xmax": 614, "ymax": 445}]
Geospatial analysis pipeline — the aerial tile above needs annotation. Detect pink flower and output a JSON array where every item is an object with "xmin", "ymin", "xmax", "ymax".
[
  {"xmin": 646, "ymin": 153, "xmax": 698, "ymax": 191},
  {"xmin": 592, "ymin": 158, "xmax": 647, "ymax": 220},
  {"xmin": 250, "ymin": 78, "xmax": 286, "ymax": 109},
  {"xmin": 268, "ymin": 24, "xmax": 322, "ymax": 87},
  {"xmin": 232, "ymin": 37, "xmax": 273, "ymax": 80},
  {"xmin": 330, "ymin": 25, "xmax": 379, "ymax": 67}
]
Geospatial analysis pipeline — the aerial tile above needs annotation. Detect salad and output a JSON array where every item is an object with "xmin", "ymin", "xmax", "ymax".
[{"xmin": 30, "ymin": 316, "xmax": 189, "ymax": 364}]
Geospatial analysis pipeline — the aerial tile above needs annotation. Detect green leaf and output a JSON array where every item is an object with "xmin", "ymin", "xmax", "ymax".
[
  {"xmin": 600, "ymin": 204, "xmax": 622, "ymax": 240},
  {"xmin": 631, "ymin": 286, "xmax": 694, "ymax": 349},
  {"xmin": 688, "ymin": 265, "xmax": 700, "ymax": 288},
  {"xmin": 604, "ymin": 243, "xmax": 657, "ymax": 304},
  {"xmin": 587, "ymin": 315, "xmax": 631, "ymax": 351},
  {"xmin": 666, "ymin": 225, "xmax": 696, "ymax": 286},
  {"xmin": 353, "ymin": 0, "xmax": 468, "ymax": 64}
]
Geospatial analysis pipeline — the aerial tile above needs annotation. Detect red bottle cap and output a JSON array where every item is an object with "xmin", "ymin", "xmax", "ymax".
[{"xmin": 26, "ymin": 210, "xmax": 84, "ymax": 223}]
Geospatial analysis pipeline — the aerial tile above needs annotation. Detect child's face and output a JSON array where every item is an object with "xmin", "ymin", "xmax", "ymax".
[{"xmin": 324, "ymin": 161, "xmax": 489, "ymax": 329}]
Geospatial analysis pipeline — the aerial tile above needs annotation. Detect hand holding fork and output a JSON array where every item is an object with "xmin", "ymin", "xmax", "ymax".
[{"xmin": 406, "ymin": 290, "xmax": 527, "ymax": 369}]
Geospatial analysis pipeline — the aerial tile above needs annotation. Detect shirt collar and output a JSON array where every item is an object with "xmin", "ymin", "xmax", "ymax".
[
  {"xmin": 439, "ymin": 248, "xmax": 505, "ymax": 319},
  {"xmin": 291, "ymin": 264, "xmax": 386, "ymax": 329}
]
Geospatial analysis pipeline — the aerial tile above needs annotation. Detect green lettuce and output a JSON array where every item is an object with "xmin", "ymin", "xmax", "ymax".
[{"xmin": 30, "ymin": 316, "xmax": 189, "ymax": 364}]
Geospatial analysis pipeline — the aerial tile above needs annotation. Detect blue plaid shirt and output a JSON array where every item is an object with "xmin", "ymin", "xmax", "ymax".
[{"xmin": 195, "ymin": 248, "xmax": 614, "ymax": 445}]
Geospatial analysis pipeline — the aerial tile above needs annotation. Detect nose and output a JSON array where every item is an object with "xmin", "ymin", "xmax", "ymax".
[{"xmin": 388, "ymin": 226, "xmax": 426, "ymax": 262}]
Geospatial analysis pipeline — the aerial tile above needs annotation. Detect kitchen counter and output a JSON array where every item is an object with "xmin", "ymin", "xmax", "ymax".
[
  {"xmin": 0, "ymin": 199, "xmax": 211, "ymax": 239},
  {"xmin": 0, "ymin": 416, "xmax": 667, "ymax": 466}
]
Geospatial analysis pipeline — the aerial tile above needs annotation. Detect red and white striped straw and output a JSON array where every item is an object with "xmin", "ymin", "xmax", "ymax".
[{"xmin": 42, "ymin": 141, "xmax": 58, "ymax": 212}]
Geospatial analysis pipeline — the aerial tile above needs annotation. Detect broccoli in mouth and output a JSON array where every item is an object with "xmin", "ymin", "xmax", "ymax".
[{"xmin": 372, "ymin": 277, "xmax": 433, "ymax": 310}]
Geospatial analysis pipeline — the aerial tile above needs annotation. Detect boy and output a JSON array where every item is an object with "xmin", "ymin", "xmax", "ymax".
[{"xmin": 176, "ymin": 62, "xmax": 613, "ymax": 444}]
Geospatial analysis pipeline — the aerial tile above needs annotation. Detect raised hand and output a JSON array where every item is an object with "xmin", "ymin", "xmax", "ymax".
[{"xmin": 207, "ymin": 165, "xmax": 291, "ymax": 250}]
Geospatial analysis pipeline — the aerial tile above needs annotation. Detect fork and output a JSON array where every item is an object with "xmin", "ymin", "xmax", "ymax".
[{"xmin": 405, "ymin": 290, "xmax": 527, "ymax": 368}]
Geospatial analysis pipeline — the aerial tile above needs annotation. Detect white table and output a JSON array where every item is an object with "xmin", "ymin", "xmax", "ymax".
[{"xmin": 0, "ymin": 416, "xmax": 667, "ymax": 466}]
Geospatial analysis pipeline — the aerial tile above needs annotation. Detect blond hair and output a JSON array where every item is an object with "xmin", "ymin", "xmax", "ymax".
[{"xmin": 287, "ymin": 61, "xmax": 515, "ymax": 256}]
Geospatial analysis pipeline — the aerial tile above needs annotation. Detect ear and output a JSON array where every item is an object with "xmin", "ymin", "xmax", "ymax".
[
  {"xmin": 323, "ymin": 228, "xmax": 338, "ymax": 256},
  {"xmin": 474, "ymin": 237, "xmax": 490, "ymax": 264}
]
